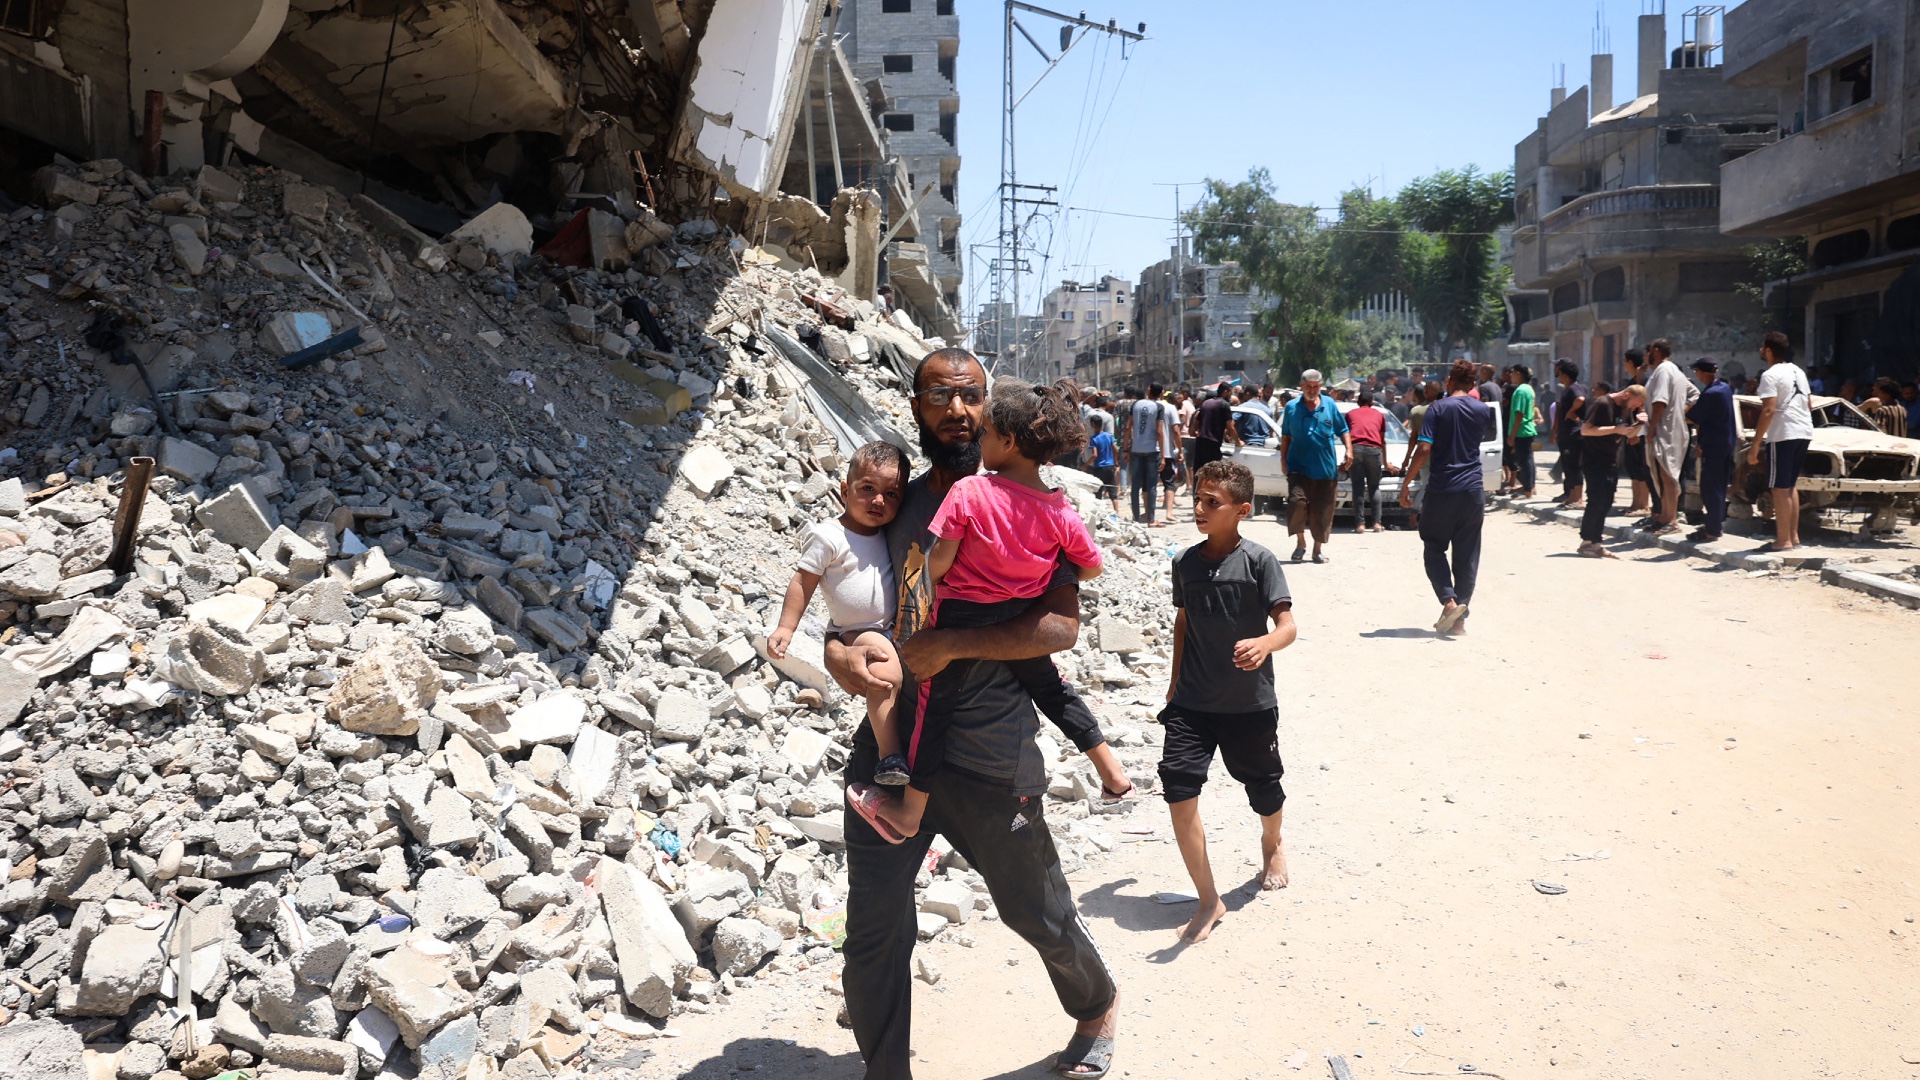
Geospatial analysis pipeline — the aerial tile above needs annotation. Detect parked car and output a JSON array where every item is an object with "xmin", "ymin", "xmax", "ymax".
[
  {"xmin": 1227, "ymin": 399, "xmax": 1502, "ymax": 519},
  {"xmin": 1724, "ymin": 394, "xmax": 1920, "ymax": 533}
]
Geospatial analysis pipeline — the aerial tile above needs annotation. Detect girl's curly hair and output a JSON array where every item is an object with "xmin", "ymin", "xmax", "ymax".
[{"xmin": 986, "ymin": 377, "xmax": 1086, "ymax": 464}]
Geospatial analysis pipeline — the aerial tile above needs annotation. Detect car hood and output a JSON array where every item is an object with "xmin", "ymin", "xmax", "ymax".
[{"xmin": 1808, "ymin": 428, "xmax": 1920, "ymax": 457}]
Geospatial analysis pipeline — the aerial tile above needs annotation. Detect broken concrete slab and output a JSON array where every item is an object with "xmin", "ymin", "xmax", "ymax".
[
  {"xmin": 157, "ymin": 437, "xmax": 220, "ymax": 484},
  {"xmin": 505, "ymin": 692, "xmax": 585, "ymax": 747},
  {"xmin": 599, "ymin": 855, "xmax": 696, "ymax": 1018},
  {"xmin": 676, "ymin": 444, "xmax": 735, "ymax": 497},
  {"xmin": 0, "ymin": 1018, "xmax": 84, "ymax": 1080},
  {"xmin": 363, "ymin": 943, "xmax": 475, "ymax": 1049}
]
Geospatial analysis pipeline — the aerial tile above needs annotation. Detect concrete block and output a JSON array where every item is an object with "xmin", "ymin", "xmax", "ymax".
[
  {"xmin": 350, "ymin": 193, "xmax": 448, "ymax": 271},
  {"xmin": 701, "ymin": 634, "xmax": 756, "ymax": 675},
  {"xmin": 327, "ymin": 637, "xmax": 439, "ymax": 736},
  {"xmin": 158, "ymin": 437, "xmax": 220, "ymax": 484},
  {"xmin": 568, "ymin": 722, "xmax": 621, "ymax": 802},
  {"xmin": 260, "ymin": 312, "xmax": 333, "ymax": 357},
  {"xmin": 283, "ymin": 182, "xmax": 330, "ymax": 222},
  {"xmin": 507, "ymin": 692, "xmax": 586, "ymax": 746},
  {"xmin": 677, "ymin": 445, "xmax": 735, "ymax": 497},
  {"xmin": 780, "ymin": 727, "xmax": 833, "ymax": 777},
  {"xmin": 449, "ymin": 201, "xmax": 534, "ymax": 256},
  {"xmin": 196, "ymin": 481, "xmax": 278, "ymax": 550},
  {"xmin": 650, "ymin": 690, "xmax": 710, "ymax": 744},
  {"xmin": 1096, "ymin": 614, "xmax": 1147, "ymax": 654},
  {"xmin": 587, "ymin": 208, "xmax": 630, "ymax": 270},
  {"xmin": 363, "ymin": 944, "xmax": 474, "ymax": 1049},
  {"xmin": 195, "ymin": 164, "xmax": 245, "ymax": 204},
  {"xmin": 918, "ymin": 880, "xmax": 974, "ymax": 925},
  {"xmin": 170, "ymin": 222, "xmax": 208, "ymax": 276}
]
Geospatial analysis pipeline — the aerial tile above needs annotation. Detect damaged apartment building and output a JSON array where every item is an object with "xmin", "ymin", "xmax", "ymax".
[
  {"xmin": 1507, "ymin": 7, "xmax": 1779, "ymax": 387},
  {"xmin": 0, "ymin": 0, "xmax": 962, "ymax": 339}
]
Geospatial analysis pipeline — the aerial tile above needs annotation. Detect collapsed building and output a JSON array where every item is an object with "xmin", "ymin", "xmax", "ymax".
[{"xmin": 0, "ymin": 0, "xmax": 963, "ymax": 339}]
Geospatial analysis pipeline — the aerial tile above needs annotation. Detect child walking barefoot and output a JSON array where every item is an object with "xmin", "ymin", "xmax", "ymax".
[
  {"xmin": 855, "ymin": 378, "xmax": 1133, "ymax": 841},
  {"xmin": 769, "ymin": 442, "xmax": 915, "ymax": 785},
  {"xmin": 1159, "ymin": 460, "xmax": 1297, "ymax": 943}
]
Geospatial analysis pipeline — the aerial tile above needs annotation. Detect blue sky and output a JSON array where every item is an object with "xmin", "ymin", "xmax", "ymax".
[{"xmin": 951, "ymin": 0, "xmax": 1699, "ymax": 319}]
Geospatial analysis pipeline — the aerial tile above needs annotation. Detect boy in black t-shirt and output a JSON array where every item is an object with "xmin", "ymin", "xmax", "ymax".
[{"xmin": 1158, "ymin": 460, "xmax": 1297, "ymax": 944}]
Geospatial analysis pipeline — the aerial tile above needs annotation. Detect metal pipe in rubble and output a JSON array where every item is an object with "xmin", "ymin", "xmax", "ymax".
[{"xmin": 107, "ymin": 457, "xmax": 156, "ymax": 577}]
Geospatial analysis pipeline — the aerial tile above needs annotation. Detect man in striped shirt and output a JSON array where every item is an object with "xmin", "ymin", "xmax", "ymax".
[{"xmin": 1861, "ymin": 377, "xmax": 1910, "ymax": 438}]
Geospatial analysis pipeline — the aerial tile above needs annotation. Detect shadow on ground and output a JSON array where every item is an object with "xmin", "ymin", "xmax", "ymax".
[
  {"xmin": 671, "ymin": 1039, "xmax": 864, "ymax": 1079},
  {"xmin": 1359, "ymin": 627, "xmax": 1435, "ymax": 638}
]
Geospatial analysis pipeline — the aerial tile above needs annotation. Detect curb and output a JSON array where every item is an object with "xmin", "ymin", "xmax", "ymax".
[{"xmin": 1490, "ymin": 495, "xmax": 1920, "ymax": 609}]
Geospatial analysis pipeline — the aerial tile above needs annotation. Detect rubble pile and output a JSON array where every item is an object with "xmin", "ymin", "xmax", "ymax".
[{"xmin": 0, "ymin": 158, "xmax": 1175, "ymax": 1079}]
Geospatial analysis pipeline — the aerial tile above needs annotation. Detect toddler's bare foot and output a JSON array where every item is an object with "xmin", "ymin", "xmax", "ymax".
[
  {"xmin": 1179, "ymin": 896, "xmax": 1228, "ymax": 942},
  {"xmin": 873, "ymin": 798, "xmax": 922, "ymax": 838},
  {"xmin": 1262, "ymin": 840, "xmax": 1289, "ymax": 889}
]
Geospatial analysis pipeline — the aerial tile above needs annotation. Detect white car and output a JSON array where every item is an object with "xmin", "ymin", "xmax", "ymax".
[{"xmin": 1227, "ymin": 399, "xmax": 1502, "ymax": 518}]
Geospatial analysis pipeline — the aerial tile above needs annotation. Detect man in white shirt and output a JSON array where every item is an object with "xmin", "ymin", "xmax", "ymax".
[
  {"xmin": 1745, "ymin": 330, "xmax": 1814, "ymax": 552},
  {"xmin": 1641, "ymin": 338, "xmax": 1700, "ymax": 534}
]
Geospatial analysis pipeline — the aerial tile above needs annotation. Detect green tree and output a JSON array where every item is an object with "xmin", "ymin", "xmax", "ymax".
[
  {"xmin": 1396, "ymin": 167, "xmax": 1514, "ymax": 357},
  {"xmin": 1185, "ymin": 169, "xmax": 1347, "ymax": 382},
  {"xmin": 1736, "ymin": 237, "xmax": 1807, "ymax": 332},
  {"xmin": 1344, "ymin": 315, "xmax": 1423, "ymax": 377}
]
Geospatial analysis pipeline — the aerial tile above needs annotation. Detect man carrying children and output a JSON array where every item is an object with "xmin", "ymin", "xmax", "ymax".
[{"xmin": 828, "ymin": 347, "xmax": 1121, "ymax": 1079}]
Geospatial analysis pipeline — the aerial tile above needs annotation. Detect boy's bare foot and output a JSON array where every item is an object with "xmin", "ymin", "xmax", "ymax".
[
  {"xmin": 1261, "ymin": 840, "xmax": 1289, "ymax": 889},
  {"xmin": 1178, "ymin": 896, "xmax": 1228, "ymax": 942}
]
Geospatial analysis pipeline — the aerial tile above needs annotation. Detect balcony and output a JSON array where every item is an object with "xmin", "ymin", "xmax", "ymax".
[{"xmin": 1539, "ymin": 184, "xmax": 1720, "ymax": 236}]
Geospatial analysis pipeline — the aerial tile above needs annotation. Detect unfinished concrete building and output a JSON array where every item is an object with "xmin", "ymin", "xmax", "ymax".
[
  {"xmin": 0, "ymin": 0, "xmax": 965, "ymax": 335},
  {"xmin": 1506, "ymin": 9, "xmax": 1779, "ymax": 387},
  {"xmin": 1037, "ymin": 275, "xmax": 1129, "ymax": 380},
  {"xmin": 838, "ymin": 0, "xmax": 962, "ymax": 316},
  {"xmin": 1719, "ymin": 0, "xmax": 1920, "ymax": 385},
  {"xmin": 1135, "ymin": 249, "xmax": 1262, "ymax": 389}
]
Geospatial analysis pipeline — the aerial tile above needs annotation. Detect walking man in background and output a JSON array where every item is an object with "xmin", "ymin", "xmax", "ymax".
[
  {"xmin": 1552, "ymin": 359, "xmax": 1587, "ymax": 508},
  {"xmin": 1192, "ymin": 385, "xmax": 1240, "ymax": 474},
  {"xmin": 1130, "ymin": 384, "xmax": 1179, "ymax": 527},
  {"xmin": 1346, "ymin": 390, "xmax": 1389, "ymax": 532},
  {"xmin": 1642, "ymin": 339, "xmax": 1698, "ymax": 535},
  {"xmin": 1401, "ymin": 381, "xmax": 1441, "ymax": 529},
  {"xmin": 1747, "ymin": 330, "xmax": 1813, "ymax": 552},
  {"xmin": 1280, "ymin": 369, "xmax": 1351, "ymax": 563},
  {"xmin": 1861, "ymin": 377, "xmax": 1910, "ymax": 438},
  {"xmin": 1687, "ymin": 358, "xmax": 1736, "ymax": 543},
  {"xmin": 1400, "ymin": 360, "xmax": 1484, "ymax": 635}
]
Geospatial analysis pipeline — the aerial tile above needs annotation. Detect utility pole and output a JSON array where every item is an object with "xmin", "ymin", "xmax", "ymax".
[
  {"xmin": 1154, "ymin": 180, "xmax": 1203, "ymax": 389},
  {"xmin": 996, "ymin": 1, "xmax": 1145, "ymax": 382}
]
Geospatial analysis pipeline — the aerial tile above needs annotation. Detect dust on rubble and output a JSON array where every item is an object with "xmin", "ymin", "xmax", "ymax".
[{"xmin": 0, "ymin": 159, "xmax": 1178, "ymax": 1078}]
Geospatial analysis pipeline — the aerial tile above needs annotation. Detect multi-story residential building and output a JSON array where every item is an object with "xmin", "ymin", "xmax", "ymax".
[
  {"xmin": 1506, "ymin": 11, "xmax": 1779, "ymax": 387},
  {"xmin": 1135, "ymin": 250, "xmax": 1263, "ymax": 389},
  {"xmin": 1036, "ymin": 276, "xmax": 1132, "ymax": 380},
  {"xmin": 1068, "ymin": 322, "xmax": 1138, "ymax": 390},
  {"xmin": 1719, "ymin": 0, "xmax": 1920, "ymax": 385},
  {"xmin": 840, "ymin": 0, "xmax": 962, "ymax": 316}
]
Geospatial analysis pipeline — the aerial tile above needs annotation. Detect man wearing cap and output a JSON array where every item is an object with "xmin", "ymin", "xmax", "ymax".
[{"xmin": 1687, "ymin": 357, "xmax": 1736, "ymax": 543}]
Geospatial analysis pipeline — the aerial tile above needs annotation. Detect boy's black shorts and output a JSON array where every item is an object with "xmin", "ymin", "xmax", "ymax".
[{"xmin": 1156, "ymin": 703, "xmax": 1285, "ymax": 816}]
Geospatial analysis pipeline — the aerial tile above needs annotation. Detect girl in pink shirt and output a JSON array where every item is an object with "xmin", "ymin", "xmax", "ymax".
[{"xmin": 860, "ymin": 378, "xmax": 1133, "ymax": 841}]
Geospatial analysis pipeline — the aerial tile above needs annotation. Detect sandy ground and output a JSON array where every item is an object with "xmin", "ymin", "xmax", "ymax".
[{"xmin": 629, "ymin": 507, "xmax": 1920, "ymax": 1080}]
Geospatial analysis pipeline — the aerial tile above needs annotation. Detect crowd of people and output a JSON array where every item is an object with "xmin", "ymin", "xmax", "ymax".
[{"xmin": 762, "ymin": 328, "xmax": 1877, "ymax": 1078}]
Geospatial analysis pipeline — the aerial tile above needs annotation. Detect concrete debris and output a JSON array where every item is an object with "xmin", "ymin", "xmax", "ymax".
[{"xmin": 0, "ymin": 157, "xmax": 1173, "ymax": 1080}]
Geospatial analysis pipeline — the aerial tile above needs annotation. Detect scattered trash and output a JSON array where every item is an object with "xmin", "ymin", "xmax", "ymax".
[
  {"xmin": 1152, "ymin": 891, "xmax": 1199, "ymax": 904},
  {"xmin": 338, "ymin": 528, "xmax": 368, "ymax": 556},
  {"xmin": 1413, "ymin": 1025, "xmax": 1425, "ymax": 1037},
  {"xmin": 505, "ymin": 369, "xmax": 537, "ymax": 390},
  {"xmin": 278, "ymin": 325, "xmax": 364, "ymax": 371},
  {"xmin": 806, "ymin": 903, "xmax": 848, "ymax": 949},
  {"xmin": 1285, "ymin": 1048, "xmax": 1310, "ymax": 1069},
  {"xmin": 1532, "ymin": 881, "xmax": 1568, "ymax": 895}
]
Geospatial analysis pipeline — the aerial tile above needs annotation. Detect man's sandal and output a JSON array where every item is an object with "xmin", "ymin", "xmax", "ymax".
[{"xmin": 1055, "ymin": 1033, "xmax": 1116, "ymax": 1078}]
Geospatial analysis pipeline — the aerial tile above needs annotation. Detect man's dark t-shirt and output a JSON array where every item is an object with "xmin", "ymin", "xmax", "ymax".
[
  {"xmin": 882, "ymin": 471, "xmax": 1071, "ymax": 796},
  {"xmin": 1581, "ymin": 396, "xmax": 1623, "ymax": 474},
  {"xmin": 1194, "ymin": 396, "xmax": 1232, "ymax": 444},
  {"xmin": 1170, "ymin": 540, "xmax": 1291, "ymax": 713},
  {"xmin": 1419, "ymin": 395, "xmax": 1487, "ymax": 495},
  {"xmin": 1556, "ymin": 382, "xmax": 1588, "ymax": 444}
]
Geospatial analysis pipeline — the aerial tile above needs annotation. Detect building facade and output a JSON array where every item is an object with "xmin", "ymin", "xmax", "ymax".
[
  {"xmin": 1719, "ymin": 0, "xmax": 1920, "ymax": 385},
  {"xmin": 1036, "ymin": 276, "xmax": 1131, "ymax": 381},
  {"xmin": 1135, "ymin": 250, "xmax": 1263, "ymax": 389},
  {"xmin": 1506, "ymin": 12, "xmax": 1779, "ymax": 388},
  {"xmin": 840, "ymin": 0, "xmax": 962, "ymax": 315}
]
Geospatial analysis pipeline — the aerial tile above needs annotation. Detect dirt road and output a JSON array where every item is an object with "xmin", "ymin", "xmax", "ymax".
[{"xmin": 636, "ymin": 508, "xmax": 1920, "ymax": 1080}]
